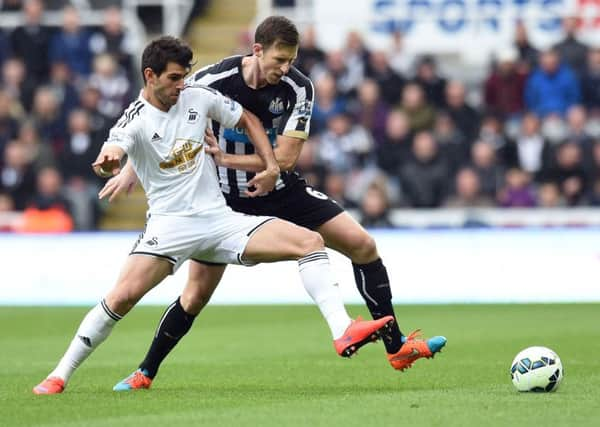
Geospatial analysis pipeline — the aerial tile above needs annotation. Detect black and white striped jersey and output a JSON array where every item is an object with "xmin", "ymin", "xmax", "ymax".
[{"xmin": 189, "ymin": 55, "xmax": 314, "ymax": 198}]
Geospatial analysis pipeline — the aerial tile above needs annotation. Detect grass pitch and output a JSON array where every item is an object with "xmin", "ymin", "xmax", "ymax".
[{"xmin": 1, "ymin": 304, "xmax": 599, "ymax": 427}]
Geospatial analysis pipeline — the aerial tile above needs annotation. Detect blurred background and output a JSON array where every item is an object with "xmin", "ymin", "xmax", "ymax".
[{"xmin": 1, "ymin": 0, "xmax": 599, "ymax": 305}]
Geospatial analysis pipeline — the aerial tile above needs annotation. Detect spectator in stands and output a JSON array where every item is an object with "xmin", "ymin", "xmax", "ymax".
[
  {"xmin": 444, "ymin": 167, "xmax": 494, "ymax": 208},
  {"xmin": 313, "ymin": 49, "xmax": 362, "ymax": 98},
  {"xmin": 444, "ymin": 80, "xmax": 480, "ymax": 143},
  {"xmin": 9, "ymin": 0, "xmax": 52, "ymax": 87},
  {"xmin": 498, "ymin": 168, "xmax": 536, "ymax": 207},
  {"xmin": 553, "ymin": 16, "xmax": 588, "ymax": 77},
  {"xmin": 585, "ymin": 177, "xmax": 600, "ymax": 206},
  {"xmin": 565, "ymin": 105, "xmax": 593, "ymax": 147},
  {"xmin": 0, "ymin": 140, "xmax": 36, "ymax": 209},
  {"xmin": 359, "ymin": 181, "xmax": 393, "ymax": 228},
  {"xmin": 349, "ymin": 78, "xmax": 389, "ymax": 145},
  {"xmin": 79, "ymin": 84, "xmax": 111, "ymax": 134},
  {"xmin": 505, "ymin": 113, "xmax": 553, "ymax": 182},
  {"xmin": 484, "ymin": 47, "xmax": 527, "ymax": 118},
  {"xmin": 89, "ymin": 6, "xmax": 135, "ymax": 79},
  {"xmin": 387, "ymin": 31, "xmax": 414, "ymax": 76},
  {"xmin": 0, "ymin": 90, "xmax": 19, "ymax": 151},
  {"xmin": 316, "ymin": 111, "xmax": 374, "ymax": 175},
  {"xmin": 397, "ymin": 82, "xmax": 435, "ymax": 132},
  {"xmin": 413, "ymin": 55, "xmax": 447, "ymax": 109},
  {"xmin": 524, "ymin": 49, "xmax": 581, "ymax": 118},
  {"xmin": 343, "ymin": 30, "xmax": 369, "ymax": 84},
  {"xmin": 2, "ymin": 57, "xmax": 34, "ymax": 112},
  {"xmin": 295, "ymin": 25, "xmax": 325, "ymax": 76},
  {"xmin": 16, "ymin": 166, "xmax": 73, "ymax": 233},
  {"xmin": 18, "ymin": 119, "xmax": 55, "ymax": 172},
  {"xmin": 433, "ymin": 112, "xmax": 468, "ymax": 176},
  {"xmin": 59, "ymin": 109, "xmax": 104, "ymax": 230},
  {"xmin": 376, "ymin": 110, "xmax": 412, "ymax": 177},
  {"xmin": 470, "ymin": 140, "xmax": 504, "ymax": 199},
  {"xmin": 311, "ymin": 72, "xmax": 346, "ymax": 135},
  {"xmin": 48, "ymin": 61, "xmax": 80, "ymax": 120},
  {"xmin": 514, "ymin": 20, "xmax": 538, "ymax": 72},
  {"xmin": 89, "ymin": 53, "xmax": 131, "ymax": 119},
  {"xmin": 366, "ymin": 50, "xmax": 404, "ymax": 105},
  {"xmin": 546, "ymin": 142, "xmax": 587, "ymax": 206},
  {"xmin": 581, "ymin": 48, "xmax": 600, "ymax": 114},
  {"xmin": 49, "ymin": 5, "xmax": 93, "ymax": 81},
  {"xmin": 537, "ymin": 182, "xmax": 564, "ymax": 207},
  {"xmin": 31, "ymin": 86, "xmax": 66, "ymax": 152},
  {"xmin": 399, "ymin": 131, "xmax": 448, "ymax": 207},
  {"xmin": 478, "ymin": 114, "xmax": 508, "ymax": 152}
]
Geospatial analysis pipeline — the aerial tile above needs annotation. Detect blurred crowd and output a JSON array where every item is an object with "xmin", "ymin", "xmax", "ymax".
[
  {"xmin": 0, "ymin": 0, "xmax": 136, "ymax": 231},
  {"xmin": 288, "ymin": 18, "xmax": 600, "ymax": 228},
  {"xmin": 2, "ymin": 4, "xmax": 600, "ymax": 232}
]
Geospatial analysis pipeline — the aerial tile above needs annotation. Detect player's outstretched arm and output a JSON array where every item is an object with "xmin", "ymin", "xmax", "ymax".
[
  {"xmin": 98, "ymin": 161, "xmax": 139, "ymax": 202},
  {"xmin": 92, "ymin": 145, "xmax": 126, "ymax": 179}
]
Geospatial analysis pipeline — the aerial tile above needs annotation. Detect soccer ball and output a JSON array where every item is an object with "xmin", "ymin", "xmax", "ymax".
[{"xmin": 510, "ymin": 346, "xmax": 563, "ymax": 392}]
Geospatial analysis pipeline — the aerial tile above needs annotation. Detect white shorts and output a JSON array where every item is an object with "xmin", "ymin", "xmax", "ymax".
[{"xmin": 130, "ymin": 207, "xmax": 276, "ymax": 272}]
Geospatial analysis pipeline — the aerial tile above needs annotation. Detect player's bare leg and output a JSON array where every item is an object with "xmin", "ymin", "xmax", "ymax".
[
  {"xmin": 317, "ymin": 212, "xmax": 446, "ymax": 370},
  {"xmin": 33, "ymin": 256, "xmax": 172, "ymax": 394}
]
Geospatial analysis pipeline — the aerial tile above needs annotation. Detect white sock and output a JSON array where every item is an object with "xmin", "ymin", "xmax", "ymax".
[
  {"xmin": 298, "ymin": 251, "xmax": 352, "ymax": 339},
  {"xmin": 48, "ymin": 300, "xmax": 121, "ymax": 383}
]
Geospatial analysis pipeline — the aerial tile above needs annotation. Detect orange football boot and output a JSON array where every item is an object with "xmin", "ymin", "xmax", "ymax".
[
  {"xmin": 33, "ymin": 377, "xmax": 65, "ymax": 395},
  {"xmin": 334, "ymin": 315, "xmax": 395, "ymax": 357},
  {"xmin": 387, "ymin": 329, "xmax": 447, "ymax": 371}
]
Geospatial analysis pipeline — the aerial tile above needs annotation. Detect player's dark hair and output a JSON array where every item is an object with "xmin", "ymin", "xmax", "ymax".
[
  {"xmin": 255, "ymin": 16, "xmax": 299, "ymax": 50},
  {"xmin": 141, "ymin": 36, "xmax": 193, "ymax": 83}
]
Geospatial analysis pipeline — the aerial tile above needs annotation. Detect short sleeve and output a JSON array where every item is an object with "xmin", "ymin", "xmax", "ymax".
[
  {"xmin": 207, "ymin": 90, "xmax": 243, "ymax": 128},
  {"xmin": 280, "ymin": 79, "xmax": 314, "ymax": 140},
  {"xmin": 104, "ymin": 127, "xmax": 136, "ymax": 153}
]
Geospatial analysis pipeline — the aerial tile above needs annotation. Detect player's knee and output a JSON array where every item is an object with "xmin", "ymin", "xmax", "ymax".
[
  {"xmin": 297, "ymin": 230, "xmax": 325, "ymax": 256},
  {"xmin": 347, "ymin": 232, "xmax": 378, "ymax": 263},
  {"xmin": 180, "ymin": 286, "xmax": 211, "ymax": 315},
  {"xmin": 105, "ymin": 287, "xmax": 142, "ymax": 316}
]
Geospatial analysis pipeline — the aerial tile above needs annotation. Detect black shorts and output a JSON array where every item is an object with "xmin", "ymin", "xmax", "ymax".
[{"xmin": 225, "ymin": 179, "xmax": 344, "ymax": 230}]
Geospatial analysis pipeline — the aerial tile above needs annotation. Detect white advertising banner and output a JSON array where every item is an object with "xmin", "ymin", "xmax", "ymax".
[
  {"xmin": 0, "ymin": 229, "xmax": 599, "ymax": 305},
  {"xmin": 313, "ymin": 0, "xmax": 600, "ymax": 62}
]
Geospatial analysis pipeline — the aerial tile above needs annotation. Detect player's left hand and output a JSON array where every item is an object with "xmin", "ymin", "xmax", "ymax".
[{"xmin": 246, "ymin": 169, "xmax": 278, "ymax": 197}]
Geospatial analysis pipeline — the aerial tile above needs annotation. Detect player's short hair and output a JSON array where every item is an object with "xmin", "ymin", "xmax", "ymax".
[
  {"xmin": 255, "ymin": 16, "xmax": 299, "ymax": 50},
  {"xmin": 141, "ymin": 36, "xmax": 193, "ymax": 83}
]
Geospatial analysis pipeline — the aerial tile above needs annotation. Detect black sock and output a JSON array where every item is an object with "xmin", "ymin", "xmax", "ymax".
[
  {"xmin": 353, "ymin": 258, "xmax": 403, "ymax": 354},
  {"xmin": 139, "ymin": 297, "xmax": 196, "ymax": 379}
]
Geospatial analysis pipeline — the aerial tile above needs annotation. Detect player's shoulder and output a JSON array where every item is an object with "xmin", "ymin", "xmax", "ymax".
[
  {"xmin": 112, "ymin": 98, "xmax": 147, "ymax": 132},
  {"xmin": 191, "ymin": 55, "xmax": 242, "ymax": 83},
  {"xmin": 282, "ymin": 66, "xmax": 313, "ymax": 89}
]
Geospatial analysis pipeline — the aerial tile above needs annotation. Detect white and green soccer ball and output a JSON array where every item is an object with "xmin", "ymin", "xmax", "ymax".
[{"xmin": 510, "ymin": 346, "xmax": 563, "ymax": 392}]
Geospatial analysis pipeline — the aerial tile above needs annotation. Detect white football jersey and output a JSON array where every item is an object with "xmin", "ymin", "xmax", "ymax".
[{"xmin": 104, "ymin": 85, "xmax": 243, "ymax": 215}]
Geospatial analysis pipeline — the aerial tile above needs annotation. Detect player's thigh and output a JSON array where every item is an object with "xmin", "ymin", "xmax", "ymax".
[
  {"xmin": 106, "ymin": 254, "xmax": 173, "ymax": 315},
  {"xmin": 317, "ymin": 211, "xmax": 378, "ymax": 263},
  {"xmin": 182, "ymin": 261, "xmax": 227, "ymax": 314},
  {"xmin": 243, "ymin": 218, "xmax": 324, "ymax": 263}
]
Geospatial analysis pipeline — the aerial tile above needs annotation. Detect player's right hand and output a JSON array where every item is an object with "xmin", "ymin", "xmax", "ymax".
[
  {"xmin": 98, "ymin": 170, "xmax": 138, "ymax": 202},
  {"xmin": 204, "ymin": 127, "xmax": 225, "ymax": 165}
]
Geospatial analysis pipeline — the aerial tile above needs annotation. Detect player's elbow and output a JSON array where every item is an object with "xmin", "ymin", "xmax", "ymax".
[{"xmin": 276, "ymin": 155, "xmax": 296, "ymax": 171}]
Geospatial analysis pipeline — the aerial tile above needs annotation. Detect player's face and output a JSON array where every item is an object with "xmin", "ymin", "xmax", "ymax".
[
  {"xmin": 147, "ymin": 62, "xmax": 188, "ymax": 110},
  {"xmin": 257, "ymin": 43, "xmax": 298, "ymax": 85}
]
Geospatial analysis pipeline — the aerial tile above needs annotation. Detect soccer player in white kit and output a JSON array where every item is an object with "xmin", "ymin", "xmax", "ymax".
[{"xmin": 33, "ymin": 36, "xmax": 393, "ymax": 395}]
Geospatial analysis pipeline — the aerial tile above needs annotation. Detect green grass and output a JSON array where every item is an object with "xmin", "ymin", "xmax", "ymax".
[{"xmin": 1, "ymin": 304, "xmax": 599, "ymax": 427}]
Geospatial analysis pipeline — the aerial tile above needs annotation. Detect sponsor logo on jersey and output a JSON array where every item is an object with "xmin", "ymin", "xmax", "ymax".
[
  {"xmin": 268, "ymin": 97, "xmax": 285, "ymax": 115},
  {"xmin": 145, "ymin": 237, "xmax": 158, "ymax": 247},
  {"xmin": 187, "ymin": 108, "xmax": 198, "ymax": 123},
  {"xmin": 294, "ymin": 100, "xmax": 312, "ymax": 118},
  {"xmin": 159, "ymin": 138, "xmax": 203, "ymax": 173},
  {"xmin": 151, "ymin": 132, "xmax": 161, "ymax": 142},
  {"xmin": 223, "ymin": 127, "xmax": 277, "ymax": 145}
]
